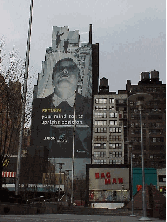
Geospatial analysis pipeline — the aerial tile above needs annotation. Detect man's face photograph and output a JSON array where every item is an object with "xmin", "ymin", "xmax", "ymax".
[{"xmin": 53, "ymin": 58, "xmax": 79, "ymax": 89}]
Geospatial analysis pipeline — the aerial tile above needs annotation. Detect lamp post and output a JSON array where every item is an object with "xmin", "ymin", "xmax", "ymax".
[
  {"xmin": 125, "ymin": 140, "xmax": 136, "ymax": 217},
  {"xmin": 129, "ymin": 93, "xmax": 152, "ymax": 221},
  {"xmin": 129, "ymin": 143, "xmax": 136, "ymax": 217},
  {"xmin": 56, "ymin": 163, "xmax": 64, "ymax": 201},
  {"xmin": 71, "ymin": 90, "xmax": 76, "ymax": 204},
  {"xmin": 15, "ymin": 0, "xmax": 33, "ymax": 196}
]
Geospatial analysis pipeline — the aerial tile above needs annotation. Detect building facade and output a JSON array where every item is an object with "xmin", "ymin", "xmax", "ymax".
[
  {"xmin": 157, "ymin": 168, "xmax": 166, "ymax": 196},
  {"xmin": 92, "ymin": 78, "xmax": 127, "ymax": 165},
  {"xmin": 30, "ymin": 25, "xmax": 99, "ymax": 179},
  {"xmin": 126, "ymin": 70, "xmax": 166, "ymax": 168}
]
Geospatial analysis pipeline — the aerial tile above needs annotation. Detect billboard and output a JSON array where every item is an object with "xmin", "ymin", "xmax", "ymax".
[
  {"xmin": 89, "ymin": 167, "xmax": 130, "ymax": 190},
  {"xmin": 86, "ymin": 164, "xmax": 130, "ymax": 203},
  {"xmin": 31, "ymin": 26, "xmax": 93, "ymax": 158}
]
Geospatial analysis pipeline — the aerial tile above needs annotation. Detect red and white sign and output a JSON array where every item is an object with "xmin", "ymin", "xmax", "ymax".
[
  {"xmin": 95, "ymin": 172, "xmax": 123, "ymax": 185},
  {"xmin": 2, "ymin": 171, "xmax": 16, "ymax": 178},
  {"xmin": 89, "ymin": 167, "xmax": 129, "ymax": 190}
]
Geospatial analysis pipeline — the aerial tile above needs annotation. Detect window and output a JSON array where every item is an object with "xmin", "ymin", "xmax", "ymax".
[
  {"xmin": 94, "ymin": 160, "xmax": 100, "ymax": 164},
  {"xmin": 109, "ymin": 160, "xmax": 122, "ymax": 164},
  {"xmin": 94, "ymin": 159, "xmax": 106, "ymax": 164},
  {"xmin": 93, "ymin": 152, "xmax": 106, "ymax": 157},
  {"xmin": 109, "ymin": 98, "xmax": 115, "ymax": 103},
  {"xmin": 115, "ymin": 143, "xmax": 122, "ymax": 149},
  {"xmin": 94, "ymin": 136, "xmax": 107, "ymax": 141},
  {"xmin": 100, "ymin": 151, "xmax": 106, "ymax": 157},
  {"xmin": 94, "ymin": 143, "xmax": 106, "ymax": 149},
  {"xmin": 151, "ymin": 137, "xmax": 164, "ymax": 143},
  {"xmin": 109, "ymin": 120, "xmax": 118, "ymax": 125},
  {"xmin": 109, "ymin": 135, "xmax": 121, "ymax": 141},
  {"xmin": 95, "ymin": 98, "xmax": 107, "ymax": 104},
  {"xmin": 109, "ymin": 144, "xmax": 115, "ymax": 149},
  {"xmin": 94, "ymin": 152, "xmax": 100, "ymax": 157},
  {"xmin": 109, "ymin": 127, "xmax": 121, "ymax": 133},
  {"xmin": 109, "ymin": 106, "xmax": 115, "ymax": 110},
  {"xmin": 116, "ymin": 159, "xmax": 122, "ymax": 164},
  {"xmin": 109, "ymin": 112, "xmax": 118, "ymax": 118},
  {"xmin": 109, "ymin": 159, "xmax": 121, "ymax": 164},
  {"xmin": 116, "ymin": 99, "xmax": 126, "ymax": 104},
  {"xmin": 159, "ymin": 175, "xmax": 166, "ymax": 182},
  {"xmin": 130, "ymin": 101, "xmax": 134, "ymax": 106},
  {"xmin": 95, "ymin": 120, "xmax": 107, "ymax": 126},
  {"xmin": 95, "ymin": 112, "xmax": 107, "ymax": 118},
  {"xmin": 118, "ymin": 152, "xmax": 122, "ymax": 157},
  {"xmin": 95, "ymin": 128, "xmax": 107, "ymax": 133},
  {"xmin": 95, "ymin": 106, "xmax": 107, "ymax": 110}
]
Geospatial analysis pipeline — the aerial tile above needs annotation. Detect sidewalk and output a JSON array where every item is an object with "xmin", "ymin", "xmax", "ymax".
[{"xmin": 0, "ymin": 214, "xmax": 166, "ymax": 222}]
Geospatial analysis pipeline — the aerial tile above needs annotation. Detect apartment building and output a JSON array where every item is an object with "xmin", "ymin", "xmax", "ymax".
[
  {"xmin": 92, "ymin": 78, "xmax": 127, "ymax": 164},
  {"xmin": 126, "ymin": 70, "xmax": 166, "ymax": 168}
]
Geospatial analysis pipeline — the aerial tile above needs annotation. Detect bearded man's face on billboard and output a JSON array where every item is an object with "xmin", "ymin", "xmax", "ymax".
[{"xmin": 53, "ymin": 59, "xmax": 79, "ymax": 99}]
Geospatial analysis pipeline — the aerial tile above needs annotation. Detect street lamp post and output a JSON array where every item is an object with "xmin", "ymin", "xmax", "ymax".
[
  {"xmin": 130, "ymin": 146, "xmax": 136, "ymax": 217},
  {"xmin": 15, "ymin": 0, "xmax": 33, "ymax": 196},
  {"xmin": 71, "ymin": 90, "xmax": 76, "ymax": 204},
  {"xmin": 56, "ymin": 163, "xmax": 64, "ymax": 201},
  {"xmin": 125, "ymin": 140, "xmax": 136, "ymax": 216},
  {"xmin": 129, "ymin": 93, "xmax": 152, "ymax": 221}
]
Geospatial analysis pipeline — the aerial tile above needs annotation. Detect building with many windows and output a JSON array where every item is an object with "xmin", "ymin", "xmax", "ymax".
[
  {"xmin": 126, "ymin": 70, "xmax": 166, "ymax": 168},
  {"xmin": 92, "ymin": 78, "xmax": 127, "ymax": 164}
]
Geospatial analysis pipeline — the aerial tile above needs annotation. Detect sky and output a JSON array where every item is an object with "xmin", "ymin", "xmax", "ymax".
[{"xmin": 0, "ymin": 0, "xmax": 166, "ymax": 92}]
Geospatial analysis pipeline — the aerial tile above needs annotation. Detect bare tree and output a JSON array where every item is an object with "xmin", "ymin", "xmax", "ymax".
[{"xmin": 0, "ymin": 38, "xmax": 36, "ymax": 189}]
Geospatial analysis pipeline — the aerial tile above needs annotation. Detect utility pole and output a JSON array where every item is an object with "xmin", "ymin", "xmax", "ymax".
[{"xmin": 15, "ymin": 0, "xmax": 33, "ymax": 196}]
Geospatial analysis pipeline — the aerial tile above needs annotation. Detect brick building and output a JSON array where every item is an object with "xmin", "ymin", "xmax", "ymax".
[{"xmin": 126, "ymin": 70, "xmax": 166, "ymax": 168}]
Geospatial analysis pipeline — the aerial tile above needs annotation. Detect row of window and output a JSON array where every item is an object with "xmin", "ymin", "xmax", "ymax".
[
  {"xmin": 109, "ymin": 159, "xmax": 122, "ymax": 164},
  {"xmin": 110, "ymin": 127, "xmax": 122, "ymax": 133},
  {"xmin": 131, "ymin": 115, "xmax": 145, "ymax": 120},
  {"xmin": 93, "ymin": 151, "xmax": 123, "ymax": 158},
  {"xmin": 95, "ymin": 127, "xmax": 107, "ymax": 133},
  {"xmin": 94, "ymin": 143, "xmax": 106, "ymax": 149},
  {"xmin": 94, "ymin": 120, "xmax": 121, "ymax": 126},
  {"xmin": 109, "ymin": 151, "xmax": 122, "ymax": 157},
  {"xmin": 95, "ymin": 105, "xmax": 115, "ymax": 110},
  {"xmin": 93, "ymin": 143, "xmax": 122, "ymax": 149},
  {"xmin": 129, "ymin": 138, "xmax": 163, "ymax": 144},
  {"xmin": 94, "ymin": 136, "xmax": 107, "ymax": 141},
  {"xmin": 94, "ymin": 151, "xmax": 106, "ymax": 157},
  {"xmin": 149, "ymin": 129, "xmax": 163, "ymax": 134},
  {"xmin": 109, "ymin": 135, "xmax": 122, "ymax": 141},
  {"xmin": 93, "ymin": 159, "xmax": 106, "ymax": 164},
  {"xmin": 94, "ymin": 127, "xmax": 122, "ymax": 134},
  {"xmin": 109, "ymin": 143, "xmax": 122, "ymax": 149},
  {"xmin": 151, "ymin": 137, "xmax": 164, "ymax": 143},
  {"xmin": 149, "ymin": 122, "xmax": 161, "ymax": 128},
  {"xmin": 93, "ymin": 159, "xmax": 123, "ymax": 164},
  {"xmin": 94, "ymin": 112, "xmax": 118, "ymax": 118},
  {"xmin": 95, "ymin": 98, "xmax": 115, "ymax": 104}
]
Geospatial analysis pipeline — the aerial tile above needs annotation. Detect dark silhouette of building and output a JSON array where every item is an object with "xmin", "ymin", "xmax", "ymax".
[{"xmin": 126, "ymin": 70, "xmax": 166, "ymax": 168}]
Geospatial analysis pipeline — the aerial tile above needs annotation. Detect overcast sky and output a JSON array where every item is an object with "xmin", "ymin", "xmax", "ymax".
[{"xmin": 0, "ymin": 0, "xmax": 166, "ymax": 92}]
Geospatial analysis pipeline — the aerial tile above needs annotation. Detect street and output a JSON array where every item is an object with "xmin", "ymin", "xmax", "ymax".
[{"xmin": 0, "ymin": 214, "xmax": 165, "ymax": 222}]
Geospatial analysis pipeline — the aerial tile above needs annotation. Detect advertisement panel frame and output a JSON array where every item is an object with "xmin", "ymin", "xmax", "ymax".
[{"xmin": 85, "ymin": 164, "xmax": 131, "ymax": 207}]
